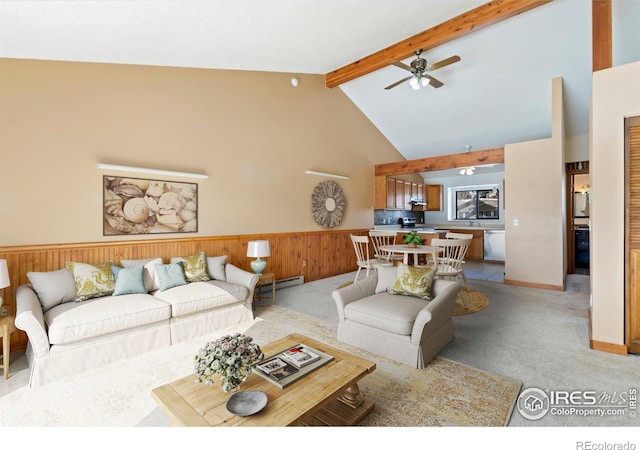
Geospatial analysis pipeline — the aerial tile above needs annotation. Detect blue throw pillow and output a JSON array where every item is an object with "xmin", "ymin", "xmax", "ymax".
[
  {"xmin": 111, "ymin": 265, "xmax": 147, "ymax": 296},
  {"xmin": 155, "ymin": 262, "xmax": 188, "ymax": 291}
]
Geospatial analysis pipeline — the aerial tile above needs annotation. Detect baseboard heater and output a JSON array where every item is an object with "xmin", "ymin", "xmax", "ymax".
[{"xmin": 257, "ymin": 275, "xmax": 304, "ymax": 294}]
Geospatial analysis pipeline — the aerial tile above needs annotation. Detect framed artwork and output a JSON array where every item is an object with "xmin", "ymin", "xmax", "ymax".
[{"xmin": 103, "ymin": 176, "xmax": 198, "ymax": 235}]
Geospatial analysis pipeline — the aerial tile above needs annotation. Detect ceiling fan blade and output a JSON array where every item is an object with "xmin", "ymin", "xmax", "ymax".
[
  {"xmin": 384, "ymin": 75, "xmax": 413, "ymax": 90},
  {"xmin": 428, "ymin": 55, "xmax": 461, "ymax": 71},
  {"xmin": 423, "ymin": 74, "xmax": 444, "ymax": 88},
  {"xmin": 391, "ymin": 61, "xmax": 414, "ymax": 72}
]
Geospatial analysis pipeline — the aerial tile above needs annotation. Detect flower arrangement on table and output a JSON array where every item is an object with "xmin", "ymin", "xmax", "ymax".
[{"xmin": 194, "ymin": 333, "xmax": 264, "ymax": 392}]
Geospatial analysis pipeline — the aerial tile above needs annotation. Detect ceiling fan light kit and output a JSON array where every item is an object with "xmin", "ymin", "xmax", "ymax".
[
  {"xmin": 459, "ymin": 167, "xmax": 476, "ymax": 176},
  {"xmin": 385, "ymin": 49, "xmax": 460, "ymax": 91}
]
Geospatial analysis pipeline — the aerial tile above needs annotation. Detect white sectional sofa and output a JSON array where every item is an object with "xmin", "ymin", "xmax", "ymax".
[{"xmin": 15, "ymin": 254, "xmax": 259, "ymax": 387}]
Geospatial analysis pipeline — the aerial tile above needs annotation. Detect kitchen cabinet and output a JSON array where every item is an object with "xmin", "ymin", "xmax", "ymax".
[
  {"xmin": 455, "ymin": 228, "xmax": 484, "ymax": 260},
  {"xmin": 382, "ymin": 177, "xmax": 414, "ymax": 210},
  {"xmin": 404, "ymin": 181, "xmax": 412, "ymax": 210},
  {"xmin": 386, "ymin": 178, "xmax": 395, "ymax": 209},
  {"xmin": 395, "ymin": 179, "xmax": 404, "ymax": 210},
  {"xmin": 425, "ymin": 184, "xmax": 443, "ymax": 211}
]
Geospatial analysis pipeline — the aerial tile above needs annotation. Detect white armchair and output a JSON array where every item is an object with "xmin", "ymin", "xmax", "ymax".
[{"xmin": 332, "ymin": 266, "xmax": 462, "ymax": 368}]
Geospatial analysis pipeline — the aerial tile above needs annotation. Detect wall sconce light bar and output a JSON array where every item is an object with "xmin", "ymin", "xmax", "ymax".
[
  {"xmin": 97, "ymin": 163, "xmax": 208, "ymax": 179},
  {"xmin": 305, "ymin": 170, "xmax": 349, "ymax": 180}
]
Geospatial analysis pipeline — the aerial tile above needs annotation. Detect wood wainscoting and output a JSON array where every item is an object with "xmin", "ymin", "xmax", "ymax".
[{"xmin": 0, "ymin": 229, "xmax": 368, "ymax": 353}]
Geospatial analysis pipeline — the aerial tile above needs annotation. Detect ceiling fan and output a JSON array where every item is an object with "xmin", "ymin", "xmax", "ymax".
[{"xmin": 385, "ymin": 49, "xmax": 461, "ymax": 90}]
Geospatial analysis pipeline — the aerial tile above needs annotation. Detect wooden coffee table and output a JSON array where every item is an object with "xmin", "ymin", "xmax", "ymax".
[{"xmin": 151, "ymin": 333, "xmax": 376, "ymax": 426}]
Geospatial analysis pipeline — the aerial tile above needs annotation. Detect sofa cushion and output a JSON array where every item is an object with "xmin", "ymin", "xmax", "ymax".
[
  {"xmin": 65, "ymin": 261, "xmax": 116, "ymax": 302},
  {"xmin": 206, "ymin": 255, "xmax": 228, "ymax": 281},
  {"xmin": 155, "ymin": 262, "xmax": 188, "ymax": 291},
  {"xmin": 27, "ymin": 268, "xmax": 76, "ymax": 312},
  {"xmin": 44, "ymin": 294, "xmax": 171, "ymax": 345},
  {"xmin": 121, "ymin": 257, "xmax": 163, "ymax": 292},
  {"xmin": 112, "ymin": 265, "xmax": 147, "ymax": 296},
  {"xmin": 153, "ymin": 280, "xmax": 247, "ymax": 317},
  {"xmin": 389, "ymin": 263, "xmax": 436, "ymax": 300},
  {"xmin": 171, "ymin": 252, "xmax": 210, "ymax": 282},
  {"xmin": 344, "ymin": 293, "xmax": 428, "ymax": 335}
]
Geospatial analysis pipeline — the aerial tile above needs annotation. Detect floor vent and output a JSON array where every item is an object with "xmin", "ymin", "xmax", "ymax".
[{"xmin": 258, "ymin": 275, "xmax": 304, "ymax": 293}]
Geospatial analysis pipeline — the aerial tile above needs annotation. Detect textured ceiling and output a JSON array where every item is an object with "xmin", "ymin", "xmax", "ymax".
[{"xmin": 1, "ymin": 0, "xmax": 639, "ymax": 169}]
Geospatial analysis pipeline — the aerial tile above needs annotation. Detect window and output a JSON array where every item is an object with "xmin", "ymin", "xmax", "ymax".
[{"xmin": 455, "ymin": 188, "xmax": 499, "ymax": 220}]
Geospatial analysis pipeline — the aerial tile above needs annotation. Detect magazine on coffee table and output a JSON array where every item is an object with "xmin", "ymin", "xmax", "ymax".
[
  {"xmin": 252, "ymin": 343, "xmax": 334, "ymax": 389},
  {"xmin": 255, "ymin": 357, "xmax": 299, "ymax": 381},
  {"xmin": 279, "ymin": 344, "xmax": 321, "ymax": 368}
]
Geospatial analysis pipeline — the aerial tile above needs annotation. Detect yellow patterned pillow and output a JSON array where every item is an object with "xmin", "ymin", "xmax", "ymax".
[
  {"xmin": 65, "ymin": 261, "xmax": 116, "ymax": 302},
  {"xmin": 171, "ymin": 251, "xmax": 210, "ymax": 282},
  {"xmin": 389, "ymin": 263, "xmax": 436, "ymax": 300}
]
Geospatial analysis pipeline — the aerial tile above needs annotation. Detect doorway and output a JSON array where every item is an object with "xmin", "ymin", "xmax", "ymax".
[{"xmin": 566, "ymin": 161, "xmax": 589, "ymax": 275}]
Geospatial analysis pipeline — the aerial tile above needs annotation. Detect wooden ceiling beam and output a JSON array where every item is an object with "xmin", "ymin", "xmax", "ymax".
[
  {"xmin": 592, "ymin": 0, "xmax": 612, "ymax": 71},
  {"xmin": 374, "ymin": 148, "xmax": 504, "ymax": 177},
  {"xmin": 325, "ymin": 0, "xmax": 552, "ymax": 88}
]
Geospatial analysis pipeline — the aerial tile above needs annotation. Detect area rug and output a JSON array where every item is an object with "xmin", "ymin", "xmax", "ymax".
[
  {"xmin": 0, "ymin": 306, "xmax": 519, "ymax": 427},
  {"xmin": 453, "ymin": 289, "xmax": 490, "ymax": 316}
]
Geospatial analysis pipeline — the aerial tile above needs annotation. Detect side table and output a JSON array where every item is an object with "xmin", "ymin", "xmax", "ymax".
[
  {"xmin": 0, "ymin": 315, "xmax": 17, "ymax": 380},
  {"xmin": 253, "ymin": 272, "xmax": 276, "ymax": 309}
]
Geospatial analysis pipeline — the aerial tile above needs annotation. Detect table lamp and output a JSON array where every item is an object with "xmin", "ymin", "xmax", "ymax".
[
  {"xmin": 247, "ymin": 240, "xmax": 270, "ymax": 274},
  {"xmin": 0, "ymin": 259, "xmax": 10, "ymax": 311}
]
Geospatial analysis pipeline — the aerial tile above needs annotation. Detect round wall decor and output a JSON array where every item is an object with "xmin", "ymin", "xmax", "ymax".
[{"xmin": 311, "ymin": 180, "xmax": 346, "ymax": 228}]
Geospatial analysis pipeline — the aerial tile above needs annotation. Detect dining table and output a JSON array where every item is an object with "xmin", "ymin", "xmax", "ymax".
[{"xmin": 379, "ymin": 244, "xmax": 439, "ymax": 266}]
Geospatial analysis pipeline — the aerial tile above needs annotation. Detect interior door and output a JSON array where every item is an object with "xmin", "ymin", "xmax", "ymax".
[{"xmin": 625, "ymin": 116, "xmax": 640, "ymax": 354}]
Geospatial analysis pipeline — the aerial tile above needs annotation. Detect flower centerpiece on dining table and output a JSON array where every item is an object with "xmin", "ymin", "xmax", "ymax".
[{"xmin": 194, "ymin": 333, "xmax": 264, "ymax": 392}]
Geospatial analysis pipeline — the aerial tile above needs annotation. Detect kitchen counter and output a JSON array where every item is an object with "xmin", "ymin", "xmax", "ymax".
[
  {"xmin": 372, "ymin": 225, "xmax": 499, "ymax": 261},
  {"xmin": 373, "ymin": 224, "xmax": 505, "ymax": 232}
]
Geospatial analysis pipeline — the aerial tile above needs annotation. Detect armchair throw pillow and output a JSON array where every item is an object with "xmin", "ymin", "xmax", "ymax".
[{"xmin": 388, "ymin": 263, "xmax": 436, "ymax": 300}]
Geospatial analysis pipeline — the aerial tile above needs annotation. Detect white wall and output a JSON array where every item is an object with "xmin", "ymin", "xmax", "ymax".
[
  {"xmin": 504, "ymin": 78, "xmax": 566, "ymax": 289},
  {"xmin": 590, "ymin": 61, "xmax": 640, "ymax": 345},
  {"xmin": 565, "ymin": 133, "xmax": 589, "ymax": 163}
]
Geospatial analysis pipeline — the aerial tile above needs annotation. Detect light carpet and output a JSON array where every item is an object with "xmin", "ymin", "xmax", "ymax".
[{"xmin": 0, "ymin": 306, "xmax": 520, "ymax": 427}]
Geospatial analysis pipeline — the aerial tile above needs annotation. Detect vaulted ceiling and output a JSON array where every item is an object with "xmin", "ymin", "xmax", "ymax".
[{"xmin": 1, "ymin": 0, "xmax": 639, "ymax": 171}]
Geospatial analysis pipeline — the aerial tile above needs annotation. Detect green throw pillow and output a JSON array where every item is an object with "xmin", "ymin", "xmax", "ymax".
[
  {"xmin": 111, "ymin": 265, "xmax": 147, "ymax": 296},
  {"xmin": 155, "ymin": 262, "xmax": 188, "ymax": 291},
  {"xmin": 389, "ymin": 263, "xmax": 436, "ymax": 300},
  {"xmin": 171, "ymin": 251, "xmax": 210, "ymax": 282},
  {"xmin": 65, "ymin": 261, "xmax": 116, "ymax": 302}
]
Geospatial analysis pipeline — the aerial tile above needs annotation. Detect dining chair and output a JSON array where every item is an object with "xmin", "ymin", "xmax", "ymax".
[
  {"xmin": 369, "ymin": 230, "xmax": 403, "ymax": 264},
  {"xmin": 350, "ymin": 234, "xmax": 391, "ymax": 283},
  {"xmin": 430, "ymin": 238, "xmax": 473, "ymax": 308}
]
